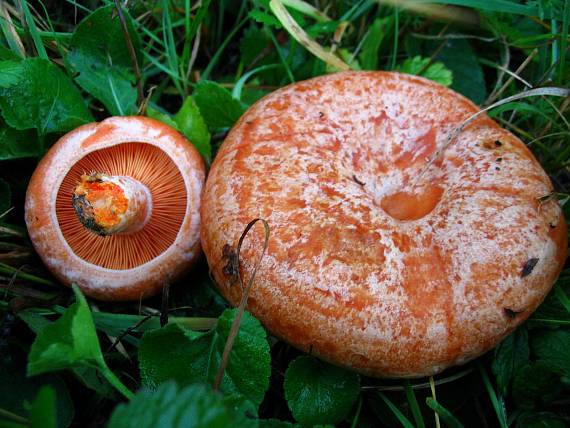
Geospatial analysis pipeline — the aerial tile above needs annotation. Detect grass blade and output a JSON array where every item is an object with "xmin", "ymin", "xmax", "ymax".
[
  {"xmin": 478, "ymin": 363, "xmax": 508, "ymax": 428},
  {"xmin": 19, "ymin": 0, "xmax": 48, "ymax": 59},
  {"xmin": 425, "ymin": 398, "xmax": 464, "ymax": 428},
  {"xmin": 377, "ymin": 392, "xmax": 415, "ymax": 428},
  {"xmin": 405, "ymin": 380, "xmax": 425, "ymax": 428},
  {"xmin": 269, "ymin": 0, "xmax": 350, "ymax": 71}
]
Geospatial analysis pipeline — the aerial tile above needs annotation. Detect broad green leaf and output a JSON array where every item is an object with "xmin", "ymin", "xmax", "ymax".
[
  {"xmin": 258, "ymin": 420, "xmax": 300, "ymax": 428},
  {"xmin": 193, "ymin": 81, "xmax": 246, "ymax": 129},
  {"xmin": 139, "ymin": 309, "xmax": 270, "ymax": 408},
  {"xmin": 0, "ymin": 58, "xmax": 93, "ymax": 134},
  {"xmin": 66, "ymin": 5, "xmax": 140, "ymax": 116},
  {"xmin": 359, "ymin": 17, "xmax": 392, "ymax": 70},
  {"xmin": 146, "ymin": 106, "xmax": 179, "ymax": 130},
  {"xmin": 532, "ymin": 330, "xmax": 570, "ymax": 376},
  {"xmin": 28, "ymin": 285, "xmax": 104, "ymax": 375},
  {"xmin": 396, "ymin": 56, "xmax": 453, "ymax": 87},
  {"xmin": 0, "ymin": 119, "xmax": 41, "ymax": 160},
  {"xmin": 108, "ymin": 382, "xmax": 254, "ymax": 428},
  {"xmin": 430, "ymin": 39, "xmax": 486, "ymax": 104},
  {"xmin": 174, "ymin": 97, "xmax": 212, "ymax": 162},
  {"xmin": 284, "ymin": 356, "xmax": 360, "ymax": 426},
  {"xmin": 0, "ymin": 61, "xmax": 23, "ymax": 88},
  {"xmin": 0, "ymin": 178, "xmax": 10, "ymax": 213},
  {"xmin": 30, "ymin": 386, "xmax": 57, "ymax": 428},
  {"xmin": 27, "ymin": 285, "xmax": 132, "ymax": 399},
  {"xmin": 512, "ymin": 362, "xmax": 561, "ymax": 408},
  {"xmin": 492, "ymin": 328, "xmax": 530, "ymax": 395}
]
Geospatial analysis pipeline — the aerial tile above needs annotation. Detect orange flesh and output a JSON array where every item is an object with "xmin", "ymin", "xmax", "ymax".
[
  {"xmin": 381, "ymin": 186, "xmax": 444, "ymax": 221},
  {"xmin": 56, "ymin": 143, "xmax": 187, "ymax": 270},
  {"xmin": 74, "ymin": 178, "xmax": 129, "ymax": 229}
]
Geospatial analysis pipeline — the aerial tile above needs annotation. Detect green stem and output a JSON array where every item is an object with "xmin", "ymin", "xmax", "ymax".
[
  {"xmin": 101, "ymin": 366, "xmax": 134, "ymax": 400},
  {"xmin": 0, "ymin": 407, "xmax": 28, "ymax": 424}
]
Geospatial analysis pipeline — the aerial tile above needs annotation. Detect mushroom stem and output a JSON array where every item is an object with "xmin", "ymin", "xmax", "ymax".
[{"xmin": 72, "ymin": 173, "xmax": 152, "ymax": 236}]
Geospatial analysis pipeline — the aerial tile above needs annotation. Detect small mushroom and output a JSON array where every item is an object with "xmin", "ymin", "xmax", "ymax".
[{"xmin": 25, "ymin": 116, "xmax": 205, "ymax": 301}]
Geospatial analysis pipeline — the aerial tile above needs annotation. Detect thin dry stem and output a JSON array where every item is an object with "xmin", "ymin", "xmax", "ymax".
[{"xmin": 213, "ymin": 218, "xmax": 270, "ymax": 391}]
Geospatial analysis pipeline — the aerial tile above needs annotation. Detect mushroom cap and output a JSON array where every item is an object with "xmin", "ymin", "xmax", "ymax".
[
  {"xmin": 200, "ymin": 71, "xmax": 567, "ymax": 377},
  {"xmin": 25, "ymin": 116, "xmax": 205, "ymax": 301}
]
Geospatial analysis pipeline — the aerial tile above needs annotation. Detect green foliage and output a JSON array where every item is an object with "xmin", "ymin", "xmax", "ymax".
[
  {"xmin": 29, "ymin": 386, "xmax": 57, "ymax": 428},
  {"xmin": 0, "ymin": 0, "xmax": 569, "ymax": 426},
  {"xmin": 492, "ymin": 328, "xmax": 530, "ymax": 395},
  {"xmin": 284, "ymin": 356, "xmax": 360, "ymax": 426},
  {"xmin": 193, "ymin": 81, "xmax": 246, "ymax": 130},
  {"xmin": 0, "ymin": 58, "xmax": 93, "ymax": 134},
  {"xmin": 396, "ymin": 56, "xmax": 453, "ymax": 86},
  {"xmin": 27, "ymin": 285, "xmax": 132, "ymax": 399},
  {"xmin": 0, "ymin": 120, "xmax": 40, "ymax": 160},
  {"xmin": 108, "ymin": 382, "xmax": 253, "ymax": 428},
  {"xmin": 66, "ymin": 6, "xmax": 141, "ymax": 116},
  {"xmin": 174, "ymin": 97, "xmax": 212, "ymax": 162},
  {"xmin": 139, "ymin": 309, "xmax": 270, "ymax": 408}
]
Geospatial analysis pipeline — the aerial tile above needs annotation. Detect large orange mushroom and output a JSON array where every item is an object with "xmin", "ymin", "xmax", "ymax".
[
  {"xmin": 25, "ymin": 116, "xmax": 205, "ymax": 301},
  {"xmin": 201, "ymin": 71, "xmax": 567, "ymax": 377}
]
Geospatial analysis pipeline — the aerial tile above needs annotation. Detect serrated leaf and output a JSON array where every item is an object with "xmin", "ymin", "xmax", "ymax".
[
  {"xmin": 28, "ymin": 285, "xmax": 104, "ymax": 376},
  {"xmin": 139, "ymin": 309, "xmax": 270, "ymax": 408},
  {"xmin": 174, "ymin": 97, "xmax": 211, "ymax": 162},
  {"xmin": 396, "ymin": 56, "xmax": 453, "ymax": 87},
  {"xmin": 512, "ymin": 362, "xmax": 561, "ymax": 408},
  {"xmin": 66, "ymin": 5, "xmax": 140, "ymax": 116},
  {"xmin": 0, "ymin": 178, "xmax": 10, "ymax": 213},
  {"xmin": 284, "ymin": 356, "xmax": 360, "ymax": 426},
  {"xmin": 0, "ymin": 58, "xmax": 93, "ymax": 134},
  {"xmin": 532, "ymin": 330, "xmax": 570, "ymax": 376},
  {"xmin": 108, "ymin": 382, "xmax": 253, "ymax": 428},
  {"xmin": 0, "ymin": 118, "xmax": 41, "ymax": 160},
  {"xmin": 193, "ymin": 81, "xmax": 246, "ymax": 129},
  {"xmin": 492, "ymin": 328, "xmax": 530, "ymax": 395}
]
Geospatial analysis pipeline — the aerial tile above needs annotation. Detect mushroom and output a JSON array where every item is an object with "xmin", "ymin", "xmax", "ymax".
[
  {"xmin": 25, "ymin": 116, "xmax": 205, "ymax": 301},
  {"xmin": 201, "ymin": 71, "xmax": 567, "ymax": 377}
]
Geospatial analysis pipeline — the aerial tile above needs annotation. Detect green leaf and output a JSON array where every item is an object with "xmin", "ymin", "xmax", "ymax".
[
  {"xmin": 66, "ymin": 5, "xmax": 140, "ymax": 116},
  {"xmin": 0, "ymin": 119, "xmax": 41, "ymax": 160},
  {"xmin": 29, "ymin": 386, "xmax": 56, "ymax": 428},
  {"xmin": 146, "ymin": 106, "xmax": 179, "ymax": 130},
  {"xmin": 108, "ymin": 382, "xmax": 253, "ymax": 428},
  {"xmin": 492, "ymin": 328, "xmax": 530, "ymax": 395},
  {"xmin": 174, "ymin": 97, "xmax": 211, "ymax": 162},
  {"xmin": 430, "ymin": 39, "xmax": 486, "ymax": 104},
  {"xmin": 359, "ymin": 17, "xmax": 392, "ymax": 70},
  {"xmin": 139, "ymin": 309, "xmax": 270, "ymax": 408},
  {"xmin": 396, "ymin": 56, "xmax": 453, "ymax": 87},
  {"xmin": 249, "ymin": 10, "xmax": 283, "ymax": 28},
  {"xmin": 27, "ymin": 285, "xmax": 133, "ymax": 399},
  {"xmin": 0, "ymin": 58, "xmax": 93, "ymax": 134},
  {"xmin": 512, "ymin": 362, "xmax": 561, "ymax": 408},
  {"xmin": 284, "ymin": 356, "xmax": 360, "ymax": 426},
  {"xmin": 28, "ymin": 285, "xmax": 104, "ymax": 376},
  {"xmin": 0, "ymin": 178, "xmax": 10, "ymax": 213},
  {"xmin": 0, "ymin": 61, "xmax": 23, "ymax": 88},
  {"xmin": 532, "ymin": 330, "xmax": 570, "ymax": 376},
  {"xmin": 193, "ymin": 81, "xmax": 246, "ymax": 129}
]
